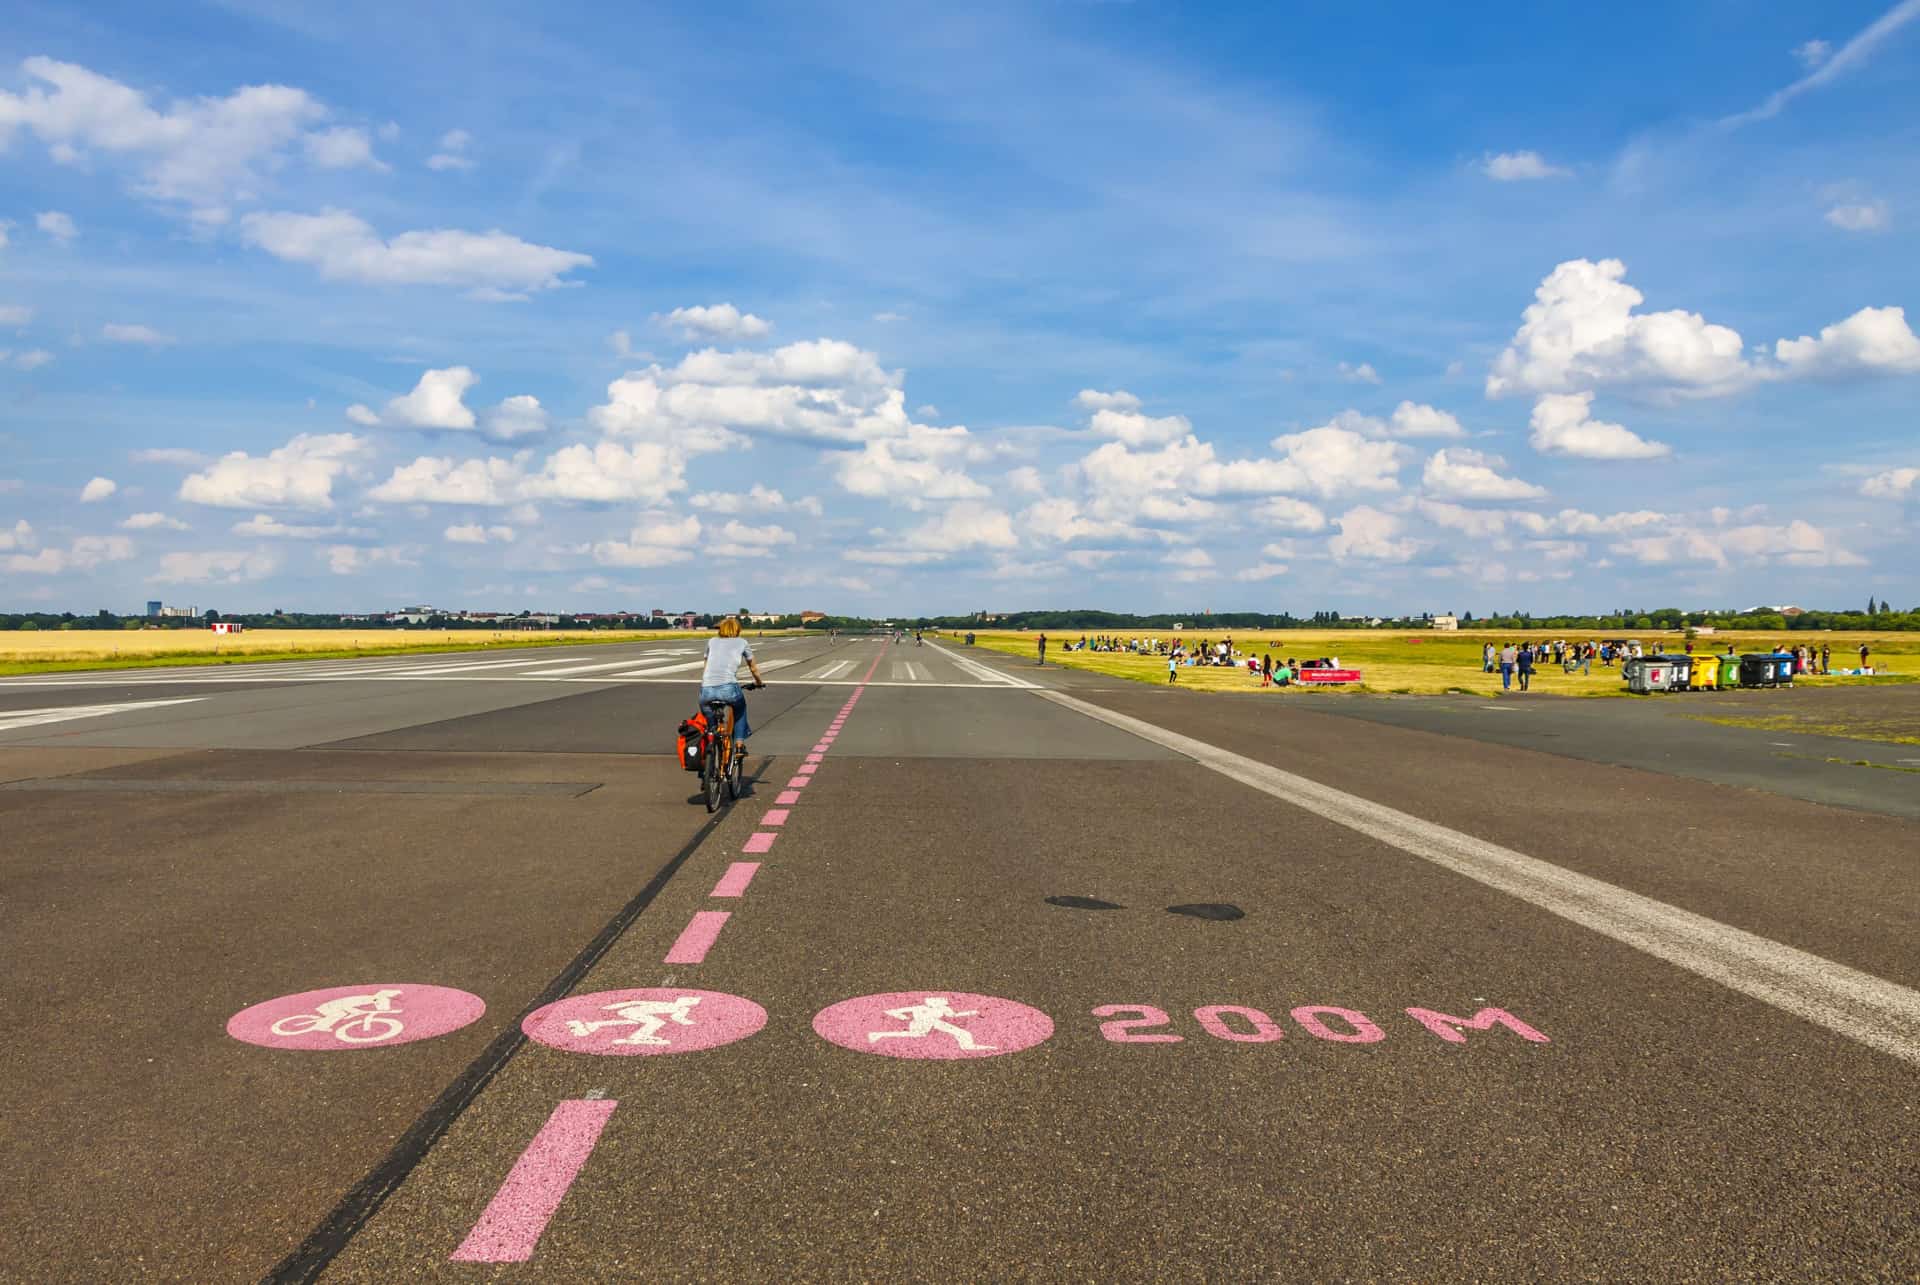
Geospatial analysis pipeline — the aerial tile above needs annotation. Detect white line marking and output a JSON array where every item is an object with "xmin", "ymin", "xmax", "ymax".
[
  {"xmin": 517, "ymin": 658, "xmax": 660, "ymax": 677},
  {"xmin": 929, "ymin": 642, "xmax": 1037, "ymax": 689},
  {"xmin": 1038, "ymin": 688, "xmax": 1920, "ymax": 1067},
  {"xmin": 0, "ymin": 697, "xmax": 204, "ymax": 732},
  {"xmin": 804, "ymin": 660, "xmax": 854, "ymax": 681}
]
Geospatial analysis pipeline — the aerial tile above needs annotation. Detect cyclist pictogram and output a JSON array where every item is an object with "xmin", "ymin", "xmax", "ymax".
[
  {"xmin": 269, "ymin": 988, "xmax": 405, "ymax": 1044},
  {"xmin": 227, "ymin": 983, "xmax": 485, "ymax": 1051}
]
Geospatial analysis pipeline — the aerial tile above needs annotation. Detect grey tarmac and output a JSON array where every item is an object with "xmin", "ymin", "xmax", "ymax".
[{"xmin": 0, "ymin": 635, "xmax": 1914, "ymax": 1282}]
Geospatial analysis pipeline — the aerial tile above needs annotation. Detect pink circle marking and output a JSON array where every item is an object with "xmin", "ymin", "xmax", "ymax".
[
  {"xmin": 227, "ymin": 983, "xmax": 484, "ymax": 1051},
  {"xmin": 522, "ymin": 988, "xmax": 766, "ymax": 1056},
  {"xmin": 813, "ymin": 990, "xmax": 1053, "ymax": 1060}
]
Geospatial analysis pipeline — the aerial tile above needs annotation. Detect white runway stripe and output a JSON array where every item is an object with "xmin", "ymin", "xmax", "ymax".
[
  {"xmin": 1041, "ymin": 688, "xmax": 1920, "ymax": 1068},
  {"xmin": 0, "ymin": 697, "xmax": 203, "ymax": 732},
  {"xmin": 803, "ymin": 660, "xmax": 854, "ymax": 680}
]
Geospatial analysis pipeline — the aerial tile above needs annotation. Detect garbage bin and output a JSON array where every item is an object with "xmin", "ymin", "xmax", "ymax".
[
  {"xmin": 1688, "ymin": 655, "xmax": 1718, "ymax": 690},
  {"xmin": 1718, "ymin": 655, "xmax": 1742, "ymax": 689},
  {"xmin": 1739, "ymin": 654, "xmax": 1780, "ymax": 687},
  {"xmin": 1626, "ymin": 658, "xmax": 1679, "ymax": 694},
  {"xmin": 1658, "ymin": 654, "xmax": 1693, "ymax": 691},
  {"xmin": 1768, "ymin": 652, "xmax": 1796, "ymax": 686}
]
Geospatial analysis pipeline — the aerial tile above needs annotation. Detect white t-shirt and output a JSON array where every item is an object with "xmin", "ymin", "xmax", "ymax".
[{"xmin": 702, "ymin": 636, "xmax": 754, "ymax": 687}]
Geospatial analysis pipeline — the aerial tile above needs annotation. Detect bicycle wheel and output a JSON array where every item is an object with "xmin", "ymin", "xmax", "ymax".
[
  {"xmin": 727, "ymin": 738, "xmax": 745, "ymax": 800},
  {"xmin": 703, "ymin": 735, "xmax": 724, "ymax": 812},
  {"xmin": 336, "ymin": 1014, "xmax": 404, "ymax": 1044},
  {"xmin": 269, "ymin": 1013, "xmax": 324, "ymax": 1036}
]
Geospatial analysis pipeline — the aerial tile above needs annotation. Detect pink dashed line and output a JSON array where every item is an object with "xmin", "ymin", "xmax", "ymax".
[
  {"xmin": 450, "ymin": 1099, "xmax": 617, "ymax": 1263},
  {"xmin": 805, "ymin": 753, "xmax": 825, "ymax": 764},
  {"xmin": 742, "ymin": 831, "xmax": 777, "ymax": 854},
  {"xmin": 812, "ymin": 742, "xmax": 830, "ymax": 753},
  {"xmin": 786, "ymin": 775, "xmax": 810, "ymax": 790},
  {"xmin": 664, "ymin": 910, "xmax": 731, "ymax": 964},
  {"xmin": 775, "ymin": 790, "xmax": 802, "ymax": 805},
  {"xmin": 711, "ymin": 862, "xmax": 760, "ymax": 897},
  {"xmin": 796, "ymin": 764, "xmax": 818, "ymax": 776},
  {"xmin": 761, "ymin": 808, "xmax": 790, "ymax": 826}
]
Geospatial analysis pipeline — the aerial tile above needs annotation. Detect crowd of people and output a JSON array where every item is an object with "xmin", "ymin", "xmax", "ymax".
[{"xmin": 1475, "ymin": 637, "xmax": 1875, "ymax": 689}]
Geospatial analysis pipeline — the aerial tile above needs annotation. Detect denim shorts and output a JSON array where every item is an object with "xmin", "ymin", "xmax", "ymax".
[{"xmin": 699, "ymin": 683, "xmax": 750, "ymax": 739}]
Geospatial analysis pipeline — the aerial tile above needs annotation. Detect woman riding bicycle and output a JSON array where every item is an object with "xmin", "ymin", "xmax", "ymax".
[{"xmin": 701, "ymin": 616, "xmax": 765, "ymax": 757}]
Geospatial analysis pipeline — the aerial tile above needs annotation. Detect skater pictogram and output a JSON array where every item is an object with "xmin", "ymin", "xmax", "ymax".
[{"xmin": 523, "ymin": 989, "xmax": 766, "ymax": 1057}]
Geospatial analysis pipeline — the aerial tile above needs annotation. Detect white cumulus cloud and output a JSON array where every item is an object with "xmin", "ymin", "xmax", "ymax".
[
  {"xmin": 1329, "ymin": 506, "xmax": 1418, "ymax": 562},
  {"xmin": 593, "ymin": 514, "xmax": 701, "ymax": 567},
  {"xmin": 80, "ymin": 476, "xmax": 118, "ymax": 502},
  {"xmin": 1481, "ymin": 150, "xmax": 1570, "ymax": 180},
  {"xmin": 427, "ymin": 128, "xmax": 474, "ymax": 171},
  {"xmin": 36, "ymin": 210, "xmax": 78, "ymax": 243},
  {"xmin": 659, "ymin": 303, "xmax": 772, "ymax": 341},
  {"xmin": 1421, "ymin": 448, "xmax": 1548, "ymax": 501},
  {"xmin": 1861, "ymin": 466, "xmax": 1919, "ymax": 499},
  {"xmin": 1527, "ymin": 392, "xmax": 1672, "ymax": 459},
  {"xmin": 445, "ymin": 523, "xmax": 515, "ymax": 544},
  {"xmin": 1773, "ymin": 306, "xmax": 1920, "ymax": 377},
  {"xmin": 239, "ymin": 209, "xmax": 592, "ymax": 295},
  {"xmin": 303, "ymin": 125, "xmax": 385, "ymax": 171},
  {"xmin": 179, "ymin": 433, "xmax": 365, "ymax": 510},
  {"xmin": 1825, "ymin": 200, "xmax": 1890, "ymax": 232},
  {"xmin": 122, "ymin": 511, "xmax": 187, "ymax": 530},
  {"xmin": 1487, "ymin": 258, "xmax": 1753, "ymax": 398}
]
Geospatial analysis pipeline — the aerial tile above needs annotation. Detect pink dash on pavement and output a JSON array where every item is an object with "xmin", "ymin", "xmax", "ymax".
[
  {"xmin": 742, "ymin": 831, "xmax": 777, "ymax": 855},
  {"xmin": 710, "ymin": 862, "xmax": 761, "ymax": 897},
  {"xmin": 775, "ymin": 790, "xmax": 802, "ymax": 805},
  {"xmin": 806, "ymin": 753, "xmax": 825, "ymax": 764},
  {"xmin": 786, "ymin": 775, "xmax": 810, "ymax": 790},
  {"xmin": 449, "ymin": 1098, "xmax": 617, "ymax": 1263},
  {"xmin": 812, "ymin": 743, "xmax": 830, "ymax": 753},
  {"xmin": 663, "ymin": 910, "xmax": 731, "ymax": 964},
  {"xmin": 761, "ymin": 808, "xmax": 791, "ymax": 826},
  {"xmin": 796, "ymin": 764, "xmax": 818, "ymax": 776}
]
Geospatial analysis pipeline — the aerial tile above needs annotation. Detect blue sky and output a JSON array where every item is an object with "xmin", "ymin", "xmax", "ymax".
[{"xmin": 3, "ymin": 0, "xmax": 1917, "ymax": 616}]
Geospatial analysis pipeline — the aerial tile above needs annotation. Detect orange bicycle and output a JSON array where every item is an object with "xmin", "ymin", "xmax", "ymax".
[{"xmin": 698, "ymin": 682, "xmax": 762, "ymax": 813}]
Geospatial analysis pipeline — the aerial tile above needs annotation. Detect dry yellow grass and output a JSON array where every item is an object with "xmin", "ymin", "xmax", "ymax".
[
  {"xmin": 957, "ymin": 627, "xmax": 1914, "ymax": 697},
  {"xmin": 0, "ymin": 628, "xmax": 675, "ymax": 674}
]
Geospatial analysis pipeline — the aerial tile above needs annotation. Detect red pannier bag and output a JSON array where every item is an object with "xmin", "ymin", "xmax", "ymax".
[{"xmin": 675, "ymin": 711, "xmax": 707, "ymax": 771}]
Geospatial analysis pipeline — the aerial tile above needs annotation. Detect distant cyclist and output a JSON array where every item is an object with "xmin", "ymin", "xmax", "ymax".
[{"xmin": 701, "ymin": 617, "xmax": 765, "ymax": 759}]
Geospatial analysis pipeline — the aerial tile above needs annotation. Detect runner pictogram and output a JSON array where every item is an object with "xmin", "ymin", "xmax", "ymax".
[
  {"xmin": 523, "ymin": 988, "xmax": 766, "ymax": 1056},
  {"xmin": 813, "ymin": 990, "xmax": 1053, "ymax": 1060},
  {"xmin": 227, "ymin": 984, "xmax": 485, "ymax": 1051}
]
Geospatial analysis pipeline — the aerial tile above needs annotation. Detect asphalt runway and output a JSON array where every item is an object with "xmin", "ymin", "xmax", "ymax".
[{"xmin": 1, "ymin": 635, "xmax": 1915, "ymax": 1281}]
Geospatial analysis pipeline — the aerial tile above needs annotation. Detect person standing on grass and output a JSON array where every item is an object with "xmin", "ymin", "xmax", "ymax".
[
  {"xmin": 1499, "ymin": 641, "xmax": 1517, "ymax": 690},
  {"xmin": 1262, "ymin": 652, "xmax": 1273, "ymax": 687},
  {"xmin": 1517, "ymin": 642, "xmax": 1535, "ymax": 692},
  {"xmin": 1860, "ymin": 643, "xmax": 1870, "ymax": 672},
  {"xmin": 1820, "ymin": 643, "xmax": 1830, "ymax": 675},
  {"xmin": 1483, "ymin": 641, "xmax": 1495, "ymax": 673},
  {"xmin": 1036, "ymin": 632, "xmax": 1047, "ymax": 666},
  {"xmin": 1167, "ymin": 652, "xmax": 1179, "ymax": 684}
]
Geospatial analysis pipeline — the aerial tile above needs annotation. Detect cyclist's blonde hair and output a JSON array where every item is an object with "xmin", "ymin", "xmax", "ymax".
[{"xmin": 716, "ymin": 616, "xmax": 742, "ymax": 637}]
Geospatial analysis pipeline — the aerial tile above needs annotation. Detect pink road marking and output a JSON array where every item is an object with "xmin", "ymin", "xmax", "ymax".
[
  {"xmin": 796, "ymin": 763, "xmax": 818, "ymax": 776},
  {"xmin": 775, "ymin": 790, "xmax": 802, "ymax": 805},
  {"xmin": 805, "ymin": 753, "xmax": 825, "ymax": 764},
  {"xmin": 523, "ymin": 989, "xmax": 766, "ymax": 1057},
  {"xmin": 228, "ymin": 983, "xmax": 484, "ymax": 1051},
  {"xmin": 663, "ymin": 910, "xmax": 731, "ymax": 964},
  {"xmin": 709, "ymin": 862, "xmax": 760, "ymax": 897},
  {"xmin": 742, "ymin": 831, "xmax": 777, "ymax": 854},
  {"xmin": 761, "ymin": 808, "xmax": 790, "ymax": 826},
  {"xmin": 450, "ymin": 1099, "xmax": 617, "ymax": 1263},
  {"xmin": 785, "ymin": 775, "xmax": 810, "ymax": 789},
  {"xmin": 812, "ymin": 743, "xmax": 830, "ymax": 753},
  {"xmin": 814, "ymin": 991, "xmax": 1054, "ymax": 1060}
]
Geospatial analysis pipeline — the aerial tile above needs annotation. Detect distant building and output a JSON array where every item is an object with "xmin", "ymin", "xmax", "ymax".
[
  {"xmin": 146, "ymin": 600, "xmax": 162, "ymax": 618},
  {"xmin": 1429, "ymin": 615, "xmax": 1459, "ymax": 631},
  {"xmin": 210, "ymin": 621, "xmax": 244, "ymax": 634},
  {"xmin": 800, "ymin": 610, "xmax": 827, "ymax": 623},
  {"xmin": 745, "ymin": 612, "xmax": 783, "ymax": 624}
]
